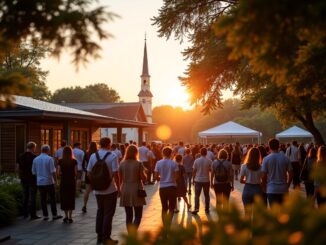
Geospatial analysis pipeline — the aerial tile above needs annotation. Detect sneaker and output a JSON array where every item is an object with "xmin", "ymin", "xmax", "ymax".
[
  {"xmin": 191, "ymin": 210, "xmax": 198, "ymax": 215},
  {"xmin": 43, "ymin": 216, "xmax": 49, "ymax": 221},
  {"xmin": 82, "ymin": 206, "xmax": 87, "ymax": 213},
  {"xmin": 103, "ymin": 238, "xmax": 118, "ymax": 244},
  {"xmin": 30, "ymin": 215, "xmax": 41, "ymax": 221},
  {"xmin": 52, "ymin": 215, "xmax": 63, "ymax": 220}
]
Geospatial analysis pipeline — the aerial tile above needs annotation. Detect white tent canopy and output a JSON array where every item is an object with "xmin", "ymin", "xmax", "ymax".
[
  {"xmin": 275, "ymin": 126, "xmax": 313, "ymax": 139},
  {"xmin": 198, "ymin": 121, "xmax": 262, "ymax": 143}
]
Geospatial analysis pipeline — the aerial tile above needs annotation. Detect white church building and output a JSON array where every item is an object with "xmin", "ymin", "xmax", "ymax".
[{"xmin": 66, "ymin": 39, "xmax": 154, "ymax": 143}]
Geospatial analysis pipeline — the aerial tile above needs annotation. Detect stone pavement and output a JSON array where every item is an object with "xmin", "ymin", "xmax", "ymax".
[{"xmin": 0, "ymin": 181, "xmax": 244, "ymax": 245}]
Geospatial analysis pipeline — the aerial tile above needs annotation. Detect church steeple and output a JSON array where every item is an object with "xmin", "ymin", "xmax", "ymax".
[
  {"xmin": 138, "ymin": 36, "xmax": 153, "ymax": 123},
  {"xmin": 142, "ymin": 37, "xmax": 149, "ymax": 77}
]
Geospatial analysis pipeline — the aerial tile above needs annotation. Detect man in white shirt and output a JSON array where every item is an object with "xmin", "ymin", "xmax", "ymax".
[
  {"xmin": 139, "ymin": 142, "xmax": 152, "ymax": 184},
  {"xmin": 73, "ymin": 142, "xmax": 85, "ymax": 193},
  {"xmin": 32, "ymin": 145, "xmax": 62, "ymax": 221},
  {"xmin": 55, "ymin": 140, "xmax": 67, "ymax": 162},
  {"xmin": 87, "ymin": 137, "xmax": 120, "ymax": 244},
  {"xmin": 111, "ymin": 144, "xmax": 122, "ymax": 162},
  {"xmin": 192, "ymin": 148, "xmax": 212, "ymax": 215},
  {"xmin": 285, "ymin": 141, "xmax": 300, "ymax": 188}
]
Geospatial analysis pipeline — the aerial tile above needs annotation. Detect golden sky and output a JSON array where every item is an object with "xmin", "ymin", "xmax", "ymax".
[{"xmin": 41, "ymin": 0, "xmax": 232, "ymax": 110}]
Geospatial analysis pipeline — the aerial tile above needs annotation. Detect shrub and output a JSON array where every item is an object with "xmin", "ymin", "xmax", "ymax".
[{"xmin": 0, "ymin": 191, "xmax": 18, "ymax": 227}]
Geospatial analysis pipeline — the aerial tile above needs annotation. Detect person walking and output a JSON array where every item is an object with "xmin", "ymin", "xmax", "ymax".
[
  {"xmin": 314, "ymin": 146, "xmax": 326, "ymax": 207},
  {"xmin": 300, "ymin": 147, "xmax": 317, "ymax": 199},
  {"xmin": 285, "ymin": 141, "xmax": 300, "ymax": 188},
  {"xmin": 73, "ymin": 142, "xmax": 85, "ymax": 193},
  {"xmin": 87, "ymin": 137, "xmax": 120, "ymax": 244},
  {"xmin": 240, "ymin": 147, "xmax": 264, "ymax": 216},
  {"xmin": 231, "ymin": 142, "xmax": 242, "ymax": 180},
  {"xmin": 119, "ymin": 145, "xmax": 147, "ymax": 233},
  {"xmin": 55, "ymin": 140, "xmax": 67, "ymax": 162},
  {"xmin": 17, "ymin": 142, "xmax": 40, "ymax": 220},
  {"xmin": 82, "ymin": 142, "xmax": 98, "ymax": 213},
  {"xmin": 32, "ymin": 145, "xmax": 62, "ymax": 221},
  {"xmin": 154, "ymin": 146, "xmax": 179, "ymax": 227},
  {"xmin": 175, "ymin": 154, "xmax": 191, "ymax": 212},
  {"xmin": 139, "ymin": 142, "xmax": 151, "ymax": 185},
  {"xmin": 262, "ymin": 138, "xmax": 293, "ymax": 206},
  {"xmin": 57, "ymin": 146, "xmax": 77, "ymax": 223},
  {"xmin": 183, "ymin": 149, "xmax": 194, "ymax": 195},
  {"xmin": 192, "ymin": 147, "xmax": 212, "ymax": 215},
  {"xmin": 211, "ymin": 149, "xmax": 233, "ymax": 210}
]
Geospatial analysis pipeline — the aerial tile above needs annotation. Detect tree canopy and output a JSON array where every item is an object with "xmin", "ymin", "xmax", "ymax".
[
  {"xmin": 0, "ymin": 0, "xmax": 117, "ymax": 101},
  {"xmin": 153, "ymin": 0, "xmax": 326, "ymax": 145},
  {"xmin": 51, "ymin": 83, "xmax": 121, "ymax": 103}
]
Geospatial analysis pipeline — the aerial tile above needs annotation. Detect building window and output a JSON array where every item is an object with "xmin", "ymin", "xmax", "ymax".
[
  {"xmin": 40, "ymin": 129, "xmax": 50, "ymax": 145},
  {"xmin": 53, "ymin": 129, "xmax": 62, "ymax": 153},
  {"xmin": 142, "ymin": 99, "xmax": 146, "ymax": 104},
  {"xmin": 122, "ymin": 134, "xmax": 127, "ymax": 144},
  {"xmin": 112, "ymin": 133, "xmax": 117, "ymax": 143},
  {"xmin": 143, "ymin": 80, "xmax": 147, "ymax": 84},
  {"xmin": 70, "ymin": 130, "xmax": 89, "ymax": 150}
]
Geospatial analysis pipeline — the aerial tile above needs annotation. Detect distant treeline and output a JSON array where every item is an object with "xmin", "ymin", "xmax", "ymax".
[{"xmin": 152, "ymin": 99, "xmax": 326, "ymax": 144}]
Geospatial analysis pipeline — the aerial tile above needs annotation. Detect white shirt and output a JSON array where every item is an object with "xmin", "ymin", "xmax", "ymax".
[
  {"xmin": 285, "ymin": 145, "xmax": 299, "ymax": 162},
  {"xmin": 177, "ymin": 147, "xmax": 185, "ymax": 155},
  {"xmin": 139, "ymin": 146, "xmax": 149, "ymax": 162},
  {"xmin": 240, "ymin": 164, "xmax": 262, "ymax": 184},
  {"xmin": 55, "ymin": 147, "xmax": 64, "ymax": 159},
  {"xmin": 207, "ymin": 150, "xmax": 215, "ymax": 161},
  {"xmin": 113, "ymin": 149, "xmax": 122, "ymax": 160},
  {"xmin": 32, "ymin": 153, "xmax": 56, "ymax": 186},
  {"xmin": 87, "ymin": 149, "xmax": 119, "ymax": 195},
  {"xmin": 154, "ymin": 158, "xmax": 179, "ymax": 188},
  {"xmin": 73, "ymin": 148, "xmax": 85, "ymax": 171}
]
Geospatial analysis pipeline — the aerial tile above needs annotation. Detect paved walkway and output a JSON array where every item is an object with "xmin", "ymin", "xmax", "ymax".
[{"xmin": 0, "ymin": 181, "xmax": 244, "ymax": 245}]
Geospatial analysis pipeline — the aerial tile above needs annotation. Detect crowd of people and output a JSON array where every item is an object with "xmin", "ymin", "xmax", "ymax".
[{"xmin": 17, "ymin": 137, "xmax": 326, "ymax": 244}]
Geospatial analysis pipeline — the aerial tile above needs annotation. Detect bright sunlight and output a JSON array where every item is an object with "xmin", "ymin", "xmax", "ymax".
[{"xmin": 168, "ymin": 84, "xmax": 192, "ymax": 110}]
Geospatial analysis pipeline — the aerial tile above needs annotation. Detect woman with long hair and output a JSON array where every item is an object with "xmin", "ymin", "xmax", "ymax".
[
  {"xmin": 119, "ymin": 145, "xmax": 147, "ymax": 233},
  {"xmin": 240, "ymin": 147, "xmax": 264, "ymax": 216},
  {"xmin": 314, "ymin": 145, "xmax": 326, "ymax": 207},
  {"xmin": 82, "ymin": 142, "xmax": 98, "ymax": 213},
  {"xmin": 231, "ymin": 142, "xmax": 242, "ymax": 180},
  {"xmin": 301, "ymin": 147, "xmax": 317, "ymax": 199},
  {"xmin": 57, "ymin": 146, "xmax": 77, "ymax": 223}
]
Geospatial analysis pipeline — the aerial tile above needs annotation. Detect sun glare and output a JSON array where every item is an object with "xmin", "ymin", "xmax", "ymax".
[
  {"xmin": 156, "ymin": 125, "xmax": 172, "ymax": 141},
  {"xmin": 169, "ymin": 85, "xmax": 192, "ymax": 110}
]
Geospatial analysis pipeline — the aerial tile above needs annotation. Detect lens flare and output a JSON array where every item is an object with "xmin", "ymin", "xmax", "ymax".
[{"xmin": 156, "ymin": 125, "xmax": 172, "ymax": 141}]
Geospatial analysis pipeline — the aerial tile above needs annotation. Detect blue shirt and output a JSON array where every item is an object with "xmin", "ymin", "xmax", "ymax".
[
  {"xmin": 183, "ymin": 155, "xmax": 194, "ymax": 173},
  {"xmin": 262, "ymin": 152, "xmax": 292, "ymax": 194},
  {"xmin": 155, "ymin": 158, "xmax": 179, "ymax": 188},
  {"xmin": 32, "ymin": 153, "xmax": 56, "ymax": 186},
  {"xmin": 87, "ymin": 149, "xmax": 119, "ymax": 195}
]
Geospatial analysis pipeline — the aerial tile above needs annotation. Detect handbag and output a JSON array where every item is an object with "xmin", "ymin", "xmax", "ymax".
[{"xmin": 137, "ymin": 162, "xmax": 147, "ymax": 198}]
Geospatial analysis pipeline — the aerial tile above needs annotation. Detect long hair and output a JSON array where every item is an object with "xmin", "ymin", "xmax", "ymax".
[
  {"xmin": 87, "ymin": 142, "xmax": 98, "ymax": 155},
  {"xmin": 308, "ymin": 147, "xmax": 317, "ymax": 159},
  {"xmin": 244, "ymin": 147, "xmax": 261, "ymax": 171},
  {"xmin": 62, "ymin": 146, "xmax": 73, "ymax": 161},
  {"xmin": 218, "ymin": 149, "xmax": 228, "ymax": 160},
  {"xmin": 317, "ymin": 146, "xmax": 326, "ymax": 164},
  {"xmin": 124, "ymin": 145, "xmax": 138, "ymax": 160},
  {"xmin": 258, "ymin": 145, "xmax": 268, "ymax": 159}
]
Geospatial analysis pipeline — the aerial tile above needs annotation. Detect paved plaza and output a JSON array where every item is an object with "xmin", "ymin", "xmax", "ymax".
[{"xmin": 0, "ymin": 181, "xmax": 244, "ymax": 245}]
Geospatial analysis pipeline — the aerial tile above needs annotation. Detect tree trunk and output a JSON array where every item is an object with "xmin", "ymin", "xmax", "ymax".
[{"xmin": 300, "ymin": 113, "xmax": 325, "ymax": 146}]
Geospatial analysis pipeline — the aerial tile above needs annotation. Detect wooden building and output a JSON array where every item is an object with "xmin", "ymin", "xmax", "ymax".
[{"xmin": 0, "ymin": 96, "xmax": 153, "ymax": 172}]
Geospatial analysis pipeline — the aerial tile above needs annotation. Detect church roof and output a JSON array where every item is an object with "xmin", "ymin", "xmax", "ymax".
[
  {"xmin": 138, "ymin": 90, "xmax": 153, "ymax": 97},
  {"xmin": 141, "ymin": 40, "xmax": 150, "ymax": 76},
  {"xmin": 64, "ymin": 102, "xmax": 148, "ymax": 122}
]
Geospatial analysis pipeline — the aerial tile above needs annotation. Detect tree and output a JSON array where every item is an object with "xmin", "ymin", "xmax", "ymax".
[
  {"xmin": 153, "ymin": 0, "xmax": 326, "ymax": 145},
  {"xmin": 0, "ymin": 0, "xmax": 117, "ymax": 101},
  {"xmin": 1, "ymin": 42, "xmax": 51, "ymax": 101},
  {"xmin": 51, "ymin": 83, "xmax": 121, "ymax": 103}
]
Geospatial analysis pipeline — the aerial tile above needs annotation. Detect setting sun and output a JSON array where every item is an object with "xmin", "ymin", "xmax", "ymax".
[
  {"xmin": 167, "ymin": 84, "xmax": 192, "ymax": 110},
  {"xmin": 156, "ymin": 125, "xmax": 172, "ymax": 141}
]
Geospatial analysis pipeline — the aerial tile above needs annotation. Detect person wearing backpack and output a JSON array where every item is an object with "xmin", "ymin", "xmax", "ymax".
[
  {"xmin": 210, "ymin": 149, "xmax": 234, "ymax": 210},
  {"xmin": 87, "ymin": 137, "xmax": 120, "ymax": 245},
  {"xmin": 192, "ymin": 147, "xmax": 212, "ymax": 215}
]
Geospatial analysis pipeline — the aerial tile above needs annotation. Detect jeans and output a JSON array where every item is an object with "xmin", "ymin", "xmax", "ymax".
[
  {"xmin": 22, "ymin": 183, "xmax": 37, "ymax": 218},
  {"xmin": 291, "ymin": 161, "xmax": 301, "ymax": 188},
  {"xmin": 38, "ymin": 184, "xmax": 57, "ymax": 217},
  {"xmin": 184, "ymin": 172, "xmax": 192, "ymax": 192},
  {"xmin": 242, "ymin": 184, "xmax": 263, "ymax": 206},
  {"xmin": 125, "ymin": 206, "xmax": 143, "ymax": 232},
  {"xmin": 304, "ymin": 182, "xmax": 314, "ymax": 198},
  {"xmin": 213, "ymin": 183, "xmax": 231, "ymax": 209},
  {"xmin": 194, "ymin": 181, "xmax": 210, "ymax": 212},
  {"xmin": 159, "ymin": 186, "xmax": 176, "ymax": 227},
  {"xmin": 95, "ymin": 192, "xmax": 117, "ymax": 240},
  {"xmin": 267, "ymin": 193, "xmax": 285, "ymax": 206}
]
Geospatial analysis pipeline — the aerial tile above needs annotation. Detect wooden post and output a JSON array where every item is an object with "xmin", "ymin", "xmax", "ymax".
[
  {"xmin": 117, "ymin": 127, "xmax": 122, "ymax": 143},
  {"xmin": 138, "ymin": 127, "xmax": 143, "ymax": 145}
]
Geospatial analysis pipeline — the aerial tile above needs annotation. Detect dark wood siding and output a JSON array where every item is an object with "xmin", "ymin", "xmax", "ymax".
[{"xmin": 0, "ymin": 124, "xmax": 16, "ymax": 172}]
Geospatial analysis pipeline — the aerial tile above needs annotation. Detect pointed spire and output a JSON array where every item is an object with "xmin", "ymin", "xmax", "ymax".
[{"xmin": 142, "ymin": 35, "xmax": 149, "ymax": 76}]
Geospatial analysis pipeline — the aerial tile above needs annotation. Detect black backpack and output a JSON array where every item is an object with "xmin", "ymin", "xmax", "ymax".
[
  {"xmin": 214, "ymin": 160, "xmax": 229, "ymax": 182},
  {"xmin": 91, "ymin": 152, "xmax": 112, "ymax": 191}
]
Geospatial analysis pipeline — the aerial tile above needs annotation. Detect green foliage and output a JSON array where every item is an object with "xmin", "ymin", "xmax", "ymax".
[
  {"xmin": 0, "ymin": 0, "xmax": 117, "ymax": 98},
  {"xmin": 0, "ymin": 191, "xmax": 17, "ymax": 227},
  {"xmin": 51, "ymin": 83, "xmax": 121, "ymax": 103}
]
